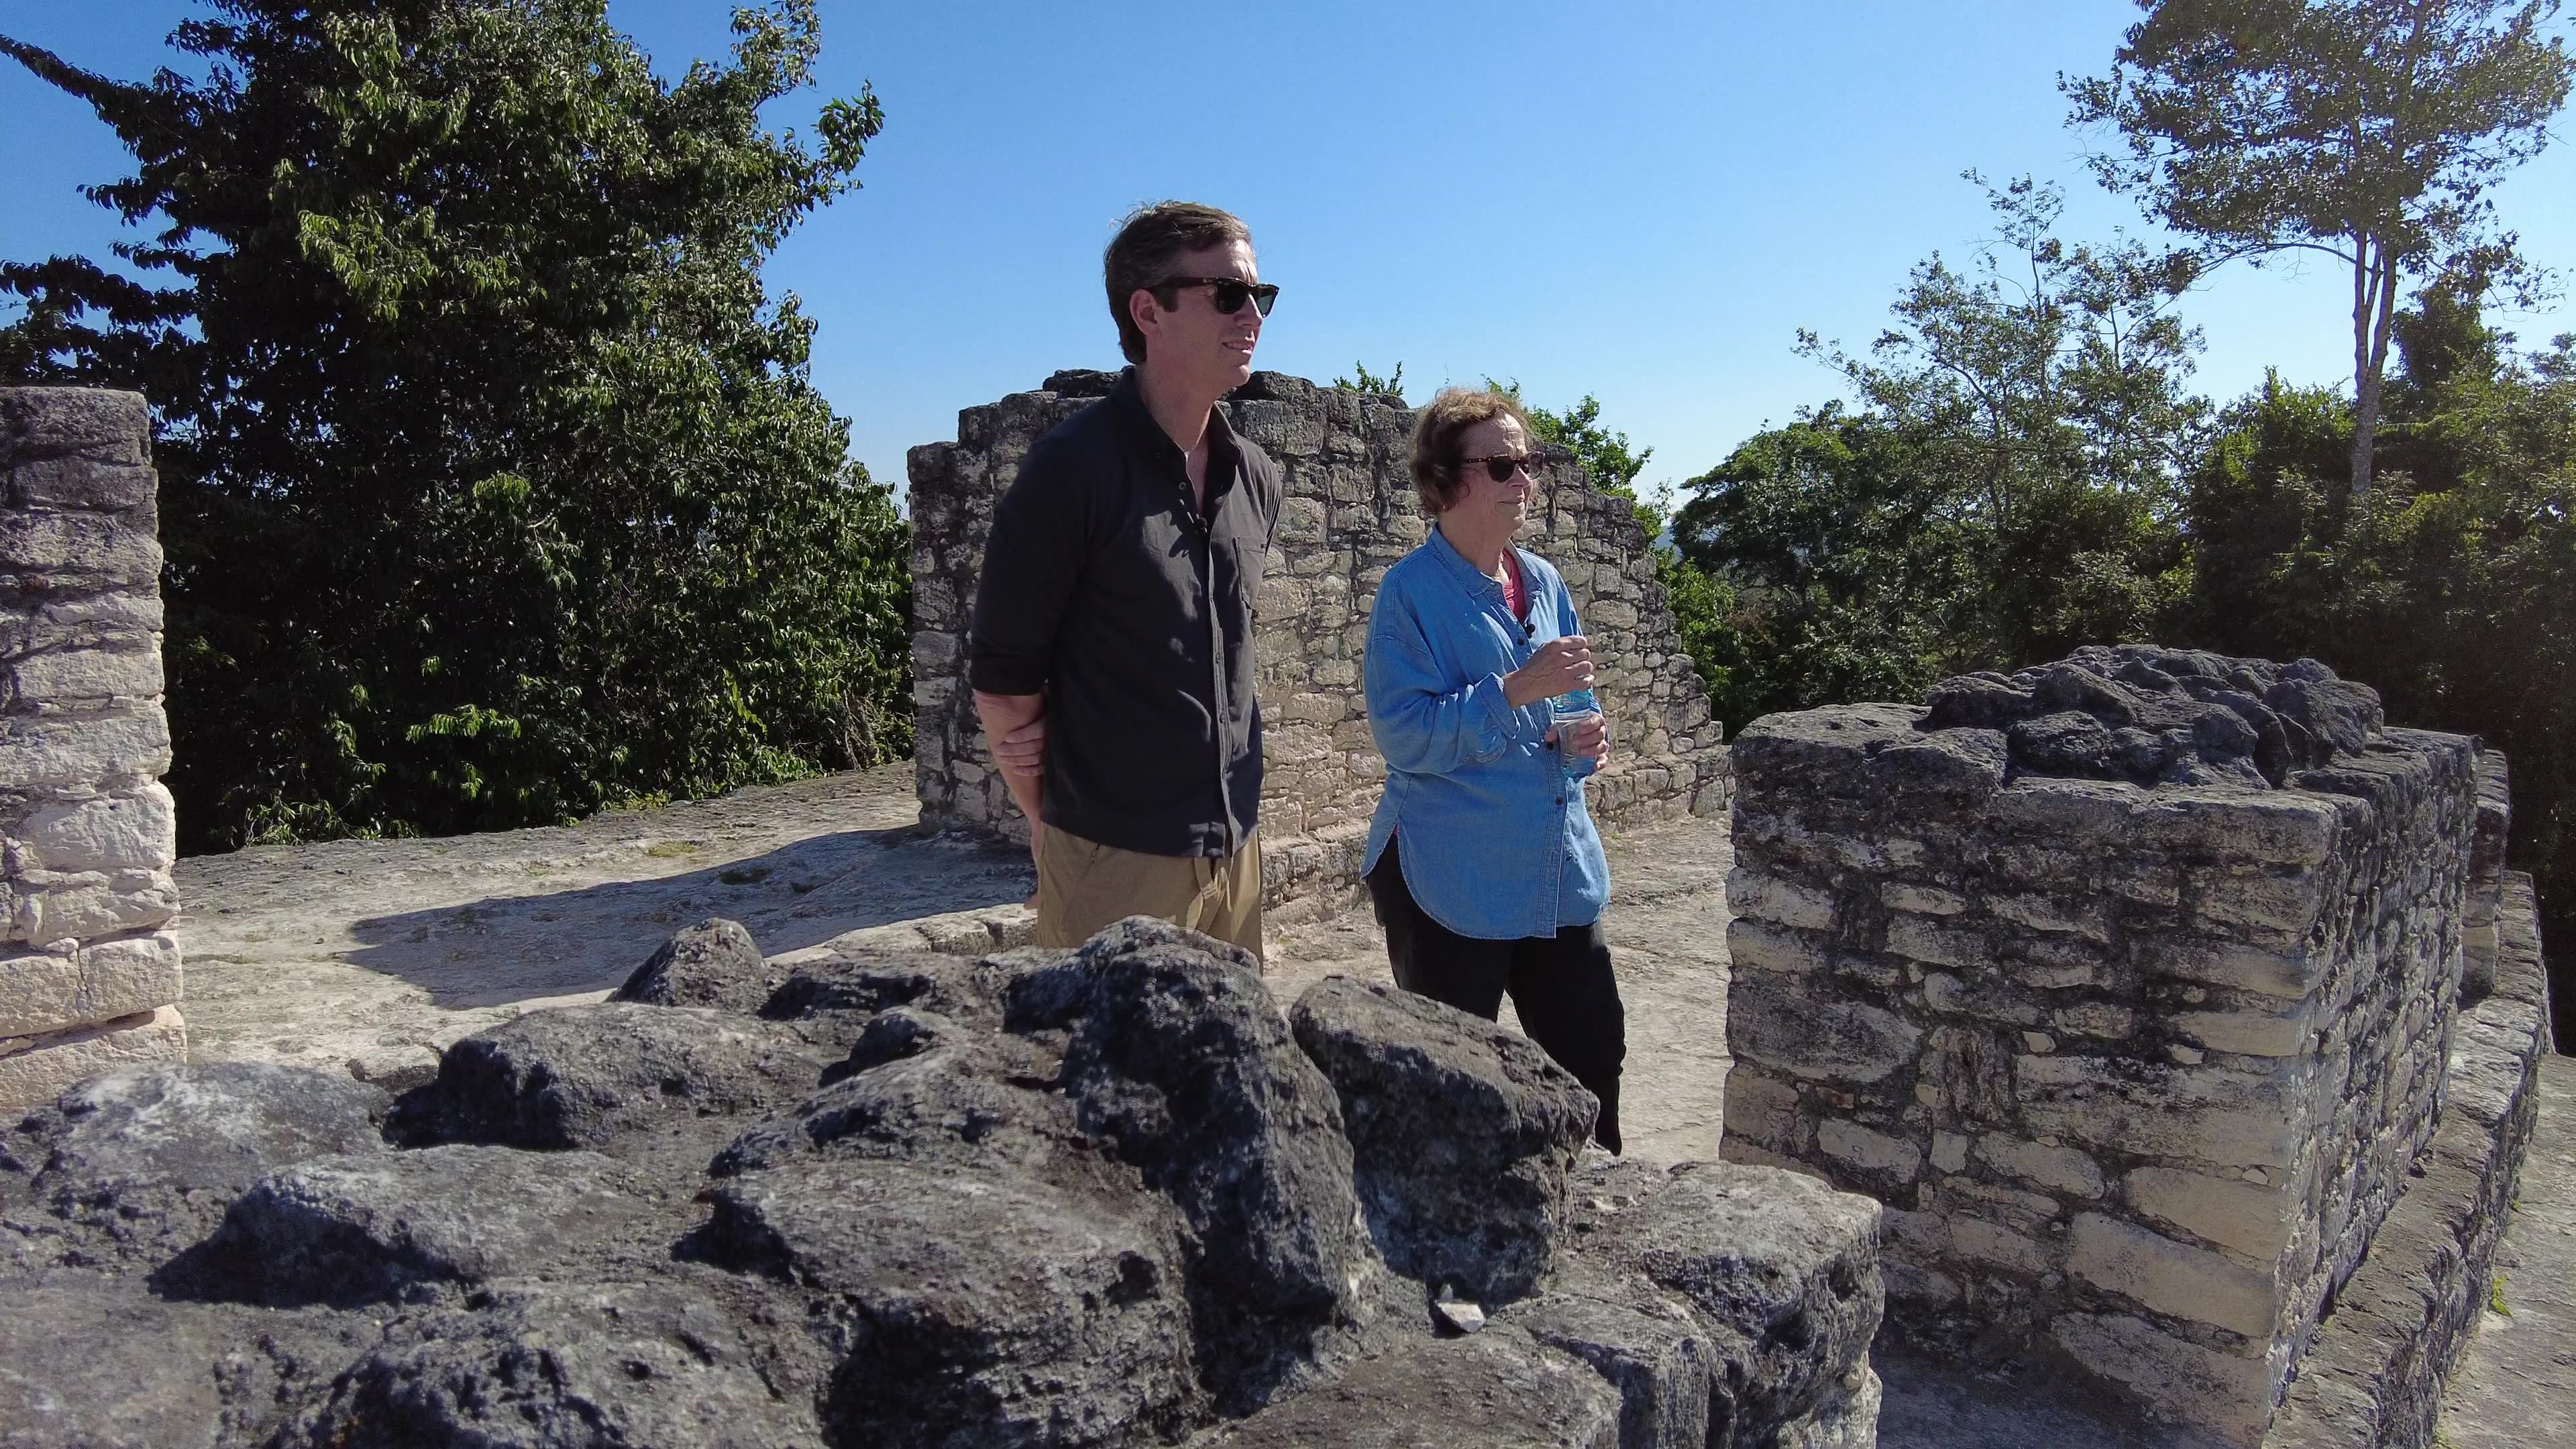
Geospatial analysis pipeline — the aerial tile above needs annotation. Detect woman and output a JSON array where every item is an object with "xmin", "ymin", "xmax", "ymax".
[{"xmin": 1359, "ymin": 387, "xmax": 1625, "ymax": 1152}]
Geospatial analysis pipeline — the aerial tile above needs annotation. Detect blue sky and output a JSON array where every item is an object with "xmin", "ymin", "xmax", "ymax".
[{"xmin": 5, "ymin": 1, "xmax": 2575, "ymax": 505}]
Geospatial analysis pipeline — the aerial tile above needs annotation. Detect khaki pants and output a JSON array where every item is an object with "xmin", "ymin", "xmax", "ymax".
[{"xmin": 1036, "ymin": 823, "xmax": 1265, "ymax": 965}]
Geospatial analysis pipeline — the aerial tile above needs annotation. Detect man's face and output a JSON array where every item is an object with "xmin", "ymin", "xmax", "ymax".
[{"xmin": 1132, "ymin": 238, "xmax": 1263, "ymax": 392}]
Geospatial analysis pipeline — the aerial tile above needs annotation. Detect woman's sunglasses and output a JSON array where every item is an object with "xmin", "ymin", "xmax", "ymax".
[
  {"xmin": 1460, "ymin": 453, "xmax": 1540, "ymax": 483},
  {"xmin": 1155, "ymin": 276, "xmax": 1281, "ymax": 317}
]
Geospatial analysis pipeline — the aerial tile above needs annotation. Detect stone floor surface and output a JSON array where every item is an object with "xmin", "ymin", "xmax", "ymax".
[{"xmin": 2436, "ymin": 1051, "xmax": 2576, "ymax": 1449}]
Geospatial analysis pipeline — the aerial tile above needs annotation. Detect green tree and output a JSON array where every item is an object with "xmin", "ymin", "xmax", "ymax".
[
  {"xmin": 1330, "ymin": 360, "xmax": 1405, "ymax": 398},
  {"xmin": 1, "ymin": 0, "xmax": 908, "ymax": 851},
  {"xmin": 1671, "ymin": 406, "xmax": 1984, "ymax": 726},
  {"xmin": 1667, "ymin": 177, "xmax": 2202, "ymax": 728},
  {"xmin": 2065, "ymin": 0, "xmax": 2573, "ymax": 502},
  {"xmin": 2180, "ymin": 301, "xmax": 2576, "ymax": 1041}
]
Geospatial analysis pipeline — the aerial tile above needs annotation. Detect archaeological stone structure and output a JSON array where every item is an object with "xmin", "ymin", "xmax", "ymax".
[
  {"xmin": 1721, "ymin": 644, "xmax": 2555, "ymax": 1448},
  {"xmin": 1, "ymin": 916, "xmax": 1888, "ymax": 1448},
  {"xmin": 0, "ymin": 389, "xmax": 184, "ymax": 1113},
  {"xmin": 908, "ymin": 370, "xmax": 1729, "ymax": 908}
]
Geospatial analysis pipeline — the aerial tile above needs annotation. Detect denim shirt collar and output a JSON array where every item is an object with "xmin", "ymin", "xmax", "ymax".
[{"xmin": 1428, "ymin": 521, "xmax": 1541, "ymax": 621}]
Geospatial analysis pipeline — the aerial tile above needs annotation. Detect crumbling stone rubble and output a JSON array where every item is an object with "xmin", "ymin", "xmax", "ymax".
[{"xmin": 3, "ymin": 916, "xmax": 1883, "ymax": 1447}]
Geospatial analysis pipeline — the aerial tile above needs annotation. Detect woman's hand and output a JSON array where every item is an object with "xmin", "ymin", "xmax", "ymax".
[
  {"xmin": 1549, "ymin": 709, "xmax": 1609, "ymax": 765},
  {"xmin": 1503, "ymin": 635, "xmax": 1595, "ymax": 708}
]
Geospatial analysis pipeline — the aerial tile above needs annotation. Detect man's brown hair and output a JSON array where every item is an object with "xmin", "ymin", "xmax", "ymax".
[
  {"xmin": 1408, "ymin": 387, "xmax": 1539, "ymax": 515},
  {"xmin": 1103, "ymin": 202, "xmax": 1253, "ymax": 365}
]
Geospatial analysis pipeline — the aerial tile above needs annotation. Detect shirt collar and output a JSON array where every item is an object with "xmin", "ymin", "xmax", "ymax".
[
  {"xmin": 1429, "ymin": 521, "xmax": 1527, "ymax": 602},
  {"xmin": 1110, "ymin": 367, "xmax": 1240, "ymax": 470}
]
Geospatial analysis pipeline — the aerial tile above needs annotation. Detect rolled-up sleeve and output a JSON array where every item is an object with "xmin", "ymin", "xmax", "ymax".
[
  {"xmin": 967, "ymin": 439, "xmax": 1083, "ymax": 696},
  {"xmin": 1364, "ymin": 595, "xmax": 1528, "ymax": 775}
]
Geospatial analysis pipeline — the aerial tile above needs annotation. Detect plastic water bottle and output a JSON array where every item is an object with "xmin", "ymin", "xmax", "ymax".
[{"xmin": 1552, "ymin": 687, "xmax": 1600, "ymax": 780}]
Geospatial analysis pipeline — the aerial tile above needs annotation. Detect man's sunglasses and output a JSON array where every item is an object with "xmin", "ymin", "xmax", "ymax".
[
  {"xmin": 1154, "ymin": 276, "xmax": 1281, "ymax": 317},
  {"xmin": 1461, "ymin": 453, "xmax": 1541, "ymax": 483}
]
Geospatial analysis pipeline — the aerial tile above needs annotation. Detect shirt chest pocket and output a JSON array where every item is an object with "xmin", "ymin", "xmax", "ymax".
[{"xmin": 1101, "ymin": 511, "xmax": 1206, "ymax": 620}]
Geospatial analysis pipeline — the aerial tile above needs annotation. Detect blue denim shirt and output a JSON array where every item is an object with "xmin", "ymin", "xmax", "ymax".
[{"xmin": 1360, "ymin": 523, "xmax": 1612, "ymax": 940}]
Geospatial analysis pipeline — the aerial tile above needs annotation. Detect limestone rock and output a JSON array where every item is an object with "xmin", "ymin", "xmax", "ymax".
[
  {"xmin": 0, "ymin": 1281, "xmax": 372, "ymax": 1449},
  {"xmin": 1189, "ymin": 1323, "xmax": 1622, "ymax": 1449},
  {"xmin": 1288, "ymin": 974, "xmax": 1594, "ymax": 1304},
  {"xmin": 405, "ymin": 1003, "xmax": 822, "ymax": 1152},
  {"xmin": 198, "ymin": 1144, "xmax": 661, "ymax": 1307},
  {"xmin": 1510, "ymin": 1266, "xmax": 1716, "ymax": 1449},
  {"xmin": 610, "ymin": 916, "xmax": 771, "ymax": 1014},
  {"xmin": 1919, "ymin": 645, "xmax": 2381, "ymax": 788},
  {"xmin": 710, "ymin": 1035, "xmax": 1081, "ymax": 1181},
  {"xmin": 696, "ymin": 1154, "xmax": 1199, "ymax": 1446},
  {"xmin": 1575, "ymin": 1163, "xmax": 1884, "ymax": 1444},
  {"xmin": 1014, "ymin": 917, "xmax": 1381, "ymax": 1401},
  {"xmin": 280, "ymin": 1281, "xmax": 828, "ymax": 1449},
  {"xmin": 1, "ymin": 1061, "xmax": 388, "ymax": 1270}
]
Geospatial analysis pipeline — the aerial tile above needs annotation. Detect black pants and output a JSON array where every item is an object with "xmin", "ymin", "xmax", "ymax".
[{"xmin": 1366, "ymin": 841, "xmax": 1625, "ymax": 1153}]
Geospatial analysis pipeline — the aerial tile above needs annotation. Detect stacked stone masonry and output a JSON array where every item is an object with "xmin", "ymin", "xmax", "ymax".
[
  {"xmin": 908, "ymin": 370, "xmax": 1728, "ymax": 907},
  {"xmin": 0, "ymin": 389, "xmax": 184, "ymax": 1112},
  {"xmin": 1721, "ymin": 645, "xmax": 2489, "ymax": 1448}
]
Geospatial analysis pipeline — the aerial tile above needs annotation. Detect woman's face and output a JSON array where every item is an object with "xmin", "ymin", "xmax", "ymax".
[{"xmin": 1446, "ymin": 416, "xmax": 1536, "ymax": 533}]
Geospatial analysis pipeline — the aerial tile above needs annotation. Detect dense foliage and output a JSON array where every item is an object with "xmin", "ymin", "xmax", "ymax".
[
  {"xmin": 1670, "ymin": 178, "xmax": 2198, "ymax": 727},
  {"xmin": 2181, "ymin": 309, "xmax": 2576, "ymax": 1038},
  {"xmin": 0, "ymin": 1, "xmax": 909, "ymax": 852}
]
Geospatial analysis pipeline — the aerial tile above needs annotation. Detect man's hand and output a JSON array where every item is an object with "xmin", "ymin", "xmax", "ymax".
[
  {"xmin": 992, "ymin": 713, "xmax": 1047, "ymax": 784},
  {"xmin": 973, "ymin": 690, "xmax": 1049, "ymax": 876}
]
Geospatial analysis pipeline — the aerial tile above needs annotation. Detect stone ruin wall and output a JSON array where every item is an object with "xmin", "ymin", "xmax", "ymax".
[
  {"xmin": 1719, "ymin": 647, "xmax": 2493, "ymax": 1448},
  {"xmin": 908, "ymin": 370, "xmax": 1729, "ymax": 908},
  {"xmin": 0, "ymin": 389, "xmax": 184, "ymax": 1112}
]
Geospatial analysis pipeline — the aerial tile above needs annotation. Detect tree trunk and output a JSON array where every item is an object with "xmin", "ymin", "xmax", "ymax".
[
  {"xmin": 2350, "ymin": 237, "xmax": 2404, "ymax": 504},
  {"xmin": 2350, "ymin": 236, "xmax": 2377, "ymax": 502}
]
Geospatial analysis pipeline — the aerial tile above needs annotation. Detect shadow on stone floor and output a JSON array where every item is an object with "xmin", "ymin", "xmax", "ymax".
[{"xmin": 335, "ymin": 826, "xmax": 1034, "ymax": 1008}]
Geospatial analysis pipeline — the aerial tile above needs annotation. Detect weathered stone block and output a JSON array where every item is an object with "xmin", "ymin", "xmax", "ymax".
[
  {"xmin": 1727, "ymin": 917, "xmax": 1835, "ymax": 976},
  {"xmin": 13, "ymin": 873, "xmax": 180, "ymax": 942},
  {"xmin": 1722, "ymin": 1065, "xmax": 1801, "ymax": 1147},
  {"xmin": 1725, "ymin": 867, "xmax": 1838, "ymax": 933},
  {"xmin": 0, "ymin": 709, "xmax": 171, "ymax": 789},
  {"xmin": 2171, "ymin": 1004, "xmax": 2310, "ymax": 1057},
  {"xmin": 2122, "ymin": 1166, "xmax": 2292, "ymax": 1261},
  {"xmin": 2068, "ymin": 1212, "xmax": 2276, "ymax": 1336},
  {"xmin": 14, "ymin": 784, "xmax": 176, "ymax": 873},
  {"xmin": 0, "ymin": 388, "xmax": 150, "ymax": 466},
  {"xmin": 1817, "ymin": 1118, "xmax": 1921, "ymax": 1181},
  {"xmin": 2017, "ymin": 1054, "xmax": 2300, "ymax": 1169},
  {"xmin": 9, "ymin": 457, "xmax": 156, "ymax": 513},
  {"xmin": 2125, "ymin": 788, "xmax": 2343, "ymax": 866},
  {"xmin": 1949, "ymin": 1214, "xmax": 2053, "ymax": 1275},
  {"xmin": 1972, "ymin": 1132, "xmax": 2105, "ymax": 1198},
  {"xmin": 0, "ymin": 929, "xmax": 180, "ymax": 1037},
  {"xmin": 2048, "ymin": 1312, "xmax": 2271, "ymax": 1446},
  {"xmin": 0, "ymin": 509, "xmax": 160, "ymax": 587},
  {"xmin": 0, "ymin": 1004, "xmax": 187, "ymax": 1113},
  {"xmin": 1730, "ymin": 975, "xmax": 1921, "ymax": 1084}
]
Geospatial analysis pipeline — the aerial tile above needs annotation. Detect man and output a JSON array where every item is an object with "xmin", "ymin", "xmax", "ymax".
[{"xmin": 967, "ymin": 202, "xmax": 1283, "ymax": 960}]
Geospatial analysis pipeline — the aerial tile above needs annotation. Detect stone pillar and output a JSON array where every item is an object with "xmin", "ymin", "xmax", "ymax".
[
  {"xmin": 1720, "ymin": 647, "xmax": 2478, "ymax": 1448},
  {"xmin": 0, "ymin": 389, "xmax": 184, "ymax": 1112},
  {"xmin": 906, "ymin": 370, "xmax": 1729, "ymax": 912}
]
